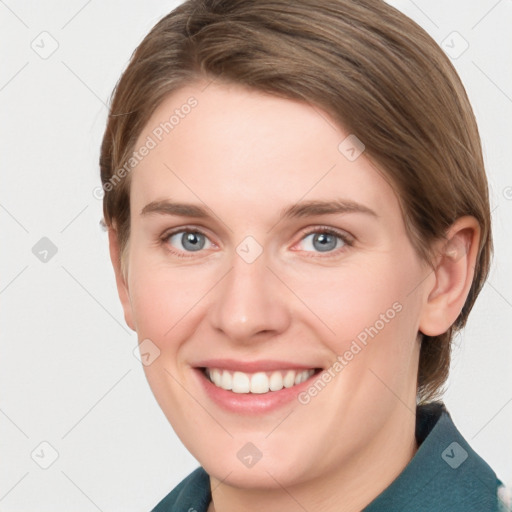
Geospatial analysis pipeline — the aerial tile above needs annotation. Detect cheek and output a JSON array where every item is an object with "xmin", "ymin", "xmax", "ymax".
[
  {"xmin": 126, "ymin": 260, "xmax": 208, "ymax": 429},
  {"xmin": 292, "ymin": 260, "xmax": 415, "ymax": 340},
  {"xmin": 290, "ymin": 255, "xmax": 424, "ymax": 389},
  {"xmin": 127, "ymin": 251, "xmax": 214, "ymax": 344}
]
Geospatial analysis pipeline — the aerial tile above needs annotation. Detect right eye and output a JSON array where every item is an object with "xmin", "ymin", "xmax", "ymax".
[{"xmin": 161, "ymin": 228, "xmax": 214, "ymax": 258}]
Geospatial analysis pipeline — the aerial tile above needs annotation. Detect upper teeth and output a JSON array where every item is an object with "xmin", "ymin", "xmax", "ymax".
[{"xmin": 205, "ymin": 368, "xmax": 315, "ymax": 394}]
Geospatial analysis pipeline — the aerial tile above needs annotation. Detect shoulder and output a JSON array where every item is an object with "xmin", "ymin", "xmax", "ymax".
[
  {"xmin": 417, "ymin": 402, "xmax": 504, "ymax": 511},
  {"xmin": 365, "ymin": 401, "xmax": 506, "ymax": 511},
  {"xmin": 151, "ymin": 466, "xmax": 211, "ymax": 512}
]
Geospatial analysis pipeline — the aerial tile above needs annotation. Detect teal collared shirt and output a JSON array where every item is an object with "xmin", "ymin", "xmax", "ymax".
[{"xmin": 151, "ymin": 402, "xmax": 506, "ymax": 511}]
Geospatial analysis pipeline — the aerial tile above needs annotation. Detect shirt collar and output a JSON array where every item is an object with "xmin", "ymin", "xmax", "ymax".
[{"xmin": 363, "ymin": 401, "xmax": 500, "ymax": 511}]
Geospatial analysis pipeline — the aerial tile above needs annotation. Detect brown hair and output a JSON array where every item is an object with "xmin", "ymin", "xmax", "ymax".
[{"xmin": 99, "ymin": 0, "xmax": 492, "ymax": 403}]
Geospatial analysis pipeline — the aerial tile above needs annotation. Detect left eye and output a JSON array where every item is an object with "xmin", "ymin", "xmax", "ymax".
[{"xmin": 297, "ymin": 230, "xmax": 348, "ymax": 253}]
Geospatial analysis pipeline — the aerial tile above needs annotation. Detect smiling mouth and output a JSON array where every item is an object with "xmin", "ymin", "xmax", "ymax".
[{"xmin": 202, "ymin": 367, "xmax": 321, "ymax": 394}]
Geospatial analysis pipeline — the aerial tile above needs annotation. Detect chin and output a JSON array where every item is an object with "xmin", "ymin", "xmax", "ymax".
[{"xmin": 197, "ymin": 440, "xmax": 318, "ymax": 491}]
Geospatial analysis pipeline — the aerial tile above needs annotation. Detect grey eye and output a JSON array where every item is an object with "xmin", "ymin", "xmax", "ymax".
[
  {"xmin": 300, "ymin": 232, "xmax": 344, "ymax": 253},
  {"xmin": 168, "ymin": 231, "xmax": 210, "ymax": 252}
]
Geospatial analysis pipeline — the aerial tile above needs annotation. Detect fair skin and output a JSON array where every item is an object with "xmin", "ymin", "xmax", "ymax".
[{"xmin": 109, "ymin": 80, "xmax": 480, "ymax": 512}]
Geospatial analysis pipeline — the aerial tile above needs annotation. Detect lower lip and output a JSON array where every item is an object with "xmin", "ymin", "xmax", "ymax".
[{"xmin": 194, "ymin": 368, "xmax": 320, "ymax": 415}]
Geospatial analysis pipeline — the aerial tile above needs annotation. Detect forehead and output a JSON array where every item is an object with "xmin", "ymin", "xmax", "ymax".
[{"xmin": 129, "ymin": 81, "xmax": 399, "ymax": 223}]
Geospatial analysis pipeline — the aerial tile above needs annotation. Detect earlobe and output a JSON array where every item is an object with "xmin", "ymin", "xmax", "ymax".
[
  {"xmin": 418, "ymin": 216, "xmax": 480, "ymax": 337},
  {"xmin": 108, "ymin": 228, "xmax": 136, "ymax": 331}
]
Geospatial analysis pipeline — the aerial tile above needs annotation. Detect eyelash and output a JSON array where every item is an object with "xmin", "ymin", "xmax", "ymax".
[{"xmin": 160, "ymin": 225, "xmax": 354, "ymax": 259}]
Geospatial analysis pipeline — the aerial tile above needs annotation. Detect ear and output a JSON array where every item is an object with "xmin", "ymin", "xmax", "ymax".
[
  {"xmin": 418, "ymin": 216, "xmax": 481, "ymax": 336},
  {"xmin": 108, "ymin": 228, "xmax": 136, "ymax": 331}
]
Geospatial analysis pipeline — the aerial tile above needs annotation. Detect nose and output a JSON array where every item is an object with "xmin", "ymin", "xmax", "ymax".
[{"xmin": 208, "ymin": 249, "xmax": 291, "ymax": 345}]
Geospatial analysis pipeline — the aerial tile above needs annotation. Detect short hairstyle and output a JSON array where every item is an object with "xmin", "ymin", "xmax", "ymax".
[{"xmin": 99, "ymin": 0, "xmax": 493, "ymax": 403}]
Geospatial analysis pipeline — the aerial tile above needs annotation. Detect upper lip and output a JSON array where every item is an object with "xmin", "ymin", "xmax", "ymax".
[{"xmin": 194, "ymin": 359, "xmax": 322, "ymax": 373}]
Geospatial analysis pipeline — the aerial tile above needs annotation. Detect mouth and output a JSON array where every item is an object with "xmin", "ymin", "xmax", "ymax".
[
  {"xmin": 193, "ymin": 359, "xmax": 325, "ymax": 414},
  {"xmin": 201, "ymin": 367, "xmax": 322, "ymax": 394}
]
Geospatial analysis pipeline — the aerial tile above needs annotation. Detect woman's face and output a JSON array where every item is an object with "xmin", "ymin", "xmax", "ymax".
[{"xmin": 116, "ymin": 80, "xmax": 434, "ymax": 489}]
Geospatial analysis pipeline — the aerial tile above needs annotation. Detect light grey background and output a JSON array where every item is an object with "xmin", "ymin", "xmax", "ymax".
[{"xmin": 1, "ymin": 1, "xmax": 511, "ymax": 510}]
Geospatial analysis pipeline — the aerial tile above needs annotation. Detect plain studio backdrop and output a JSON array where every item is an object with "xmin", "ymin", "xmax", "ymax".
[{"xmin": 1, "ymin": 1, "xmax": 511, "ymax": 510}]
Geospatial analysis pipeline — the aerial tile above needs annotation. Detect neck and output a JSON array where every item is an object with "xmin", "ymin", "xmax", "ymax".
[{"xmin": 208, "ymin": 404, "xmax": 419, "ymax": 512}]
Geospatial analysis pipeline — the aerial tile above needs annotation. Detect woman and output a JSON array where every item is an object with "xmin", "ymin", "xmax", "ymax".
[{"xmin": 99, "ymin": 0, "xmax": 508, "ymax": 510}]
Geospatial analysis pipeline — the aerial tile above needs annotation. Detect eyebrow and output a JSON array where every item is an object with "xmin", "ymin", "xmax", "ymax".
[{"xmin": 140, "ymin": 198, "xmax": 378, "ymax": 220}]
